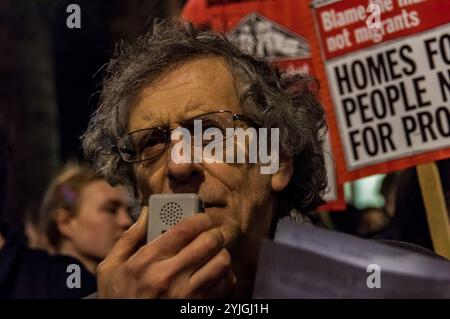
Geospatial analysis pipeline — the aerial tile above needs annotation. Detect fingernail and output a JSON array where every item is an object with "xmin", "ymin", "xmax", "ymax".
[{"xmin": 125, "ymin": 206, "xmax": 148, "ymax": 232}]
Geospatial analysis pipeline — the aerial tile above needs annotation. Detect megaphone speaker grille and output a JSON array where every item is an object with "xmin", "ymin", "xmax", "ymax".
[{"xmin": 161, "ymin": 201, "xmax": 183, "ymax": 226}]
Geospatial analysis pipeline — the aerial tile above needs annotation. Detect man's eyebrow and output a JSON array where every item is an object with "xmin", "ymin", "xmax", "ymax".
[
  {"xmin": 132, "ymin": 99, "xmax": 219, "ymax": 130},
  {"xmin": 139, "ymin": 110, "xmax": 164, "ymax": 125}
]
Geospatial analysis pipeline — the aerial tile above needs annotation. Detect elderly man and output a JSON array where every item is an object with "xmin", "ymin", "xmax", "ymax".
[{"xmin": 82, "ymin": 20, "xmax": 327, "ymax": 298}]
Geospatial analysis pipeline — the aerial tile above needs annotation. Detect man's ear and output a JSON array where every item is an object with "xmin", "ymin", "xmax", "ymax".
[
  {"xmin": 271, "ymin": 155, "xmax": 294, "ymax": 192},
  {"xmin": 55, "ymin": 208, "xmax": 75, "ymax": 239}
]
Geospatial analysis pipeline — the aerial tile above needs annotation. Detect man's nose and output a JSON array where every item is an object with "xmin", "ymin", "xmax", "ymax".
[
  {"xmin": 165, "ymin": 139, "xmax": 204, "ymax": 182},
  {"xmin": 166, "ymin": 156, "xmax": 204, "ymax": 182}
]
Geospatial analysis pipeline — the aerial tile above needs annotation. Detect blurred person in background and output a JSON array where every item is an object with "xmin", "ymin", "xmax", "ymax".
[
  {"xmin": 356, "ymin": 207, "xmax": 390, "ymax": 238},
  {"xmin": 0, "ymin": 156, "xmax": 133, "ymax": 298},
  {"xmin": 37, "ymin": 164, "xmax": 134, "ymax": 274},
  {"xmin": 386, "ymin": 159, "xmax": 450, "ymax": 253},
  {"xmin": 330, "ymin": 172, "xmax": 400, "ymax": 239},
  {"xmin": 390, "ymin": 168, "xmax": 433, "ymax": 250},
  {"xmin": 379, "ymin": 172, "xmax": 401, "ymax": 219},
  {"xmin": 0, "ymin": 130, "xmax": 96, "ymax": 298},
  {"xmin": 329, "ymin": 205, "xmax": 390, "ymax": 238}
]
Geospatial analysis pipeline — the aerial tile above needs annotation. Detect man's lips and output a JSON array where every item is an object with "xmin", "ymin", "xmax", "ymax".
[{"xmin": 203, "ymin": 202, "xmax": 226, "ymax": 208}]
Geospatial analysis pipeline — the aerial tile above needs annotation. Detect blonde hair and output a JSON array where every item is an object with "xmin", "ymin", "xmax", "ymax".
[{"xmin": 39, "ymin": 163, "xmax": 102, "ymax": 249}]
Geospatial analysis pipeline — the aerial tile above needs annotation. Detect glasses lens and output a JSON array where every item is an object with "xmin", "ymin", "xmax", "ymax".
[{"xmin": 118, "ymin": 128, "xmax": 168, "ymax": 162}]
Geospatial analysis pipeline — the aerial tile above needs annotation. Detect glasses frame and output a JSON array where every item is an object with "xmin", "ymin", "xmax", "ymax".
[{"xmin": 116, "ymin": 110, "xmax": 257, "ymax": 163}]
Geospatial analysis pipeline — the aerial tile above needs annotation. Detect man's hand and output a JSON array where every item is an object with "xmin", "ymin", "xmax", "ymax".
[{"xmin": 96, "ymin": 207, "xmax": 237, "ymax": 298}]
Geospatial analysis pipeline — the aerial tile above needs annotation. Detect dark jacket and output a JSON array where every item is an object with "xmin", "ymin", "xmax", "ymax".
[{"xmin": 0, "ymin": 224, "xmax": 97, "ymax": 299}]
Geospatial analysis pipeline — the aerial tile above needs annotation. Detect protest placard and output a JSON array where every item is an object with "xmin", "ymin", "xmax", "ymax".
[{"xmin": 311, "ymin": 0, "xmax": 450, "ymax": 180}]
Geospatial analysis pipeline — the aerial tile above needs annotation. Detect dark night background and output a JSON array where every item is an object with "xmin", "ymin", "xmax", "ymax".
[{"xmin": 0, "ymin": 0, "xmax": 186, "ymax": 230}]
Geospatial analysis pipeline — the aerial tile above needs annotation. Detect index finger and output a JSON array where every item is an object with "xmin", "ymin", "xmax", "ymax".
[{"xmin": 105, "ymin": 206, "xmax": 149, "ymax": 264}]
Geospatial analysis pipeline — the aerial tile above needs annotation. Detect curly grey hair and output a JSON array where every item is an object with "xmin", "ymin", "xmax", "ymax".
[{"xmin": 82, "ymin": 20, "xmax": 327, "ymax": 214}]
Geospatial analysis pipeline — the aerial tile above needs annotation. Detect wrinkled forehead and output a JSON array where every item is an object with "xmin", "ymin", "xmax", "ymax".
[{"xmin": 127, "ymin": 56, "xmax": 243, "ymax": 132}]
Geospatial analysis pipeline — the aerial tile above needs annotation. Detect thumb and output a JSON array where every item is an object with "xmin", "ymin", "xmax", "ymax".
[{"xmin": 106, "ymin": 206, "xmax": 148, "ymax": 263}]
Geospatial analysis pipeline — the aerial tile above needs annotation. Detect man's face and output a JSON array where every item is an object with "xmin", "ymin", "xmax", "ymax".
[{"xmin": 128, "ymin": 57, "xmax": 292, "ymax": 290}]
